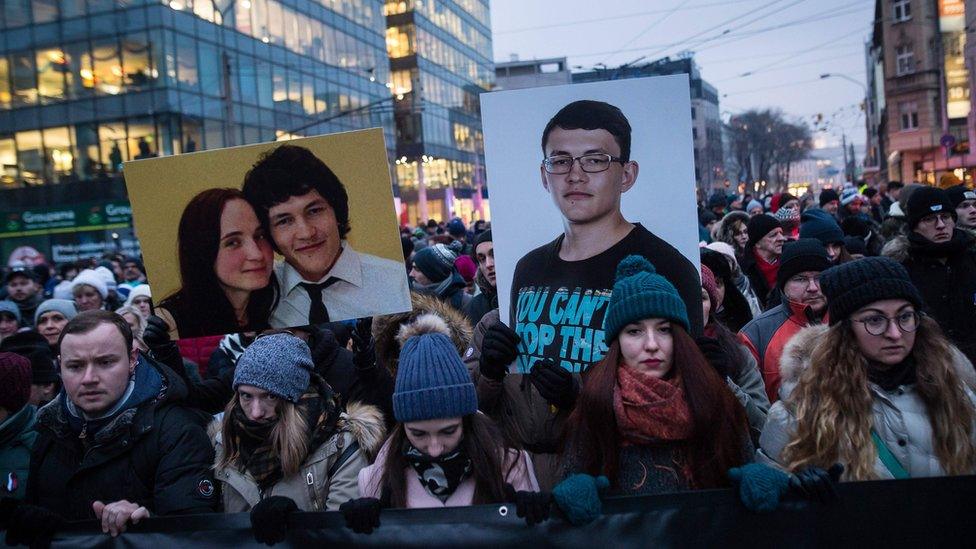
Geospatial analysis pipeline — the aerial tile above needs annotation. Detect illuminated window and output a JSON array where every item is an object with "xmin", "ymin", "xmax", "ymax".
[
  {"xmin": 98, "ymin": 122, "xmax": 126, "ymax": 173},
  {"xmin": 43, "ymin": 126, "xmax": 73, "ymax": 181},
  {"xmin": 121, "ymin": 34, "xmax": 154, "ymax": 90},
  {"xmin": 36, "ymin": 48, "xmax": 68, "ymax": 103},
  {"xmin": 92, "ymin": 38, "xmax": 123, "ymax": 95},
  {"xmin": 386, "ymin": 26, "xmax": 415, "ymax": 58},
  {"xmin": 15, "ymin": 130, "xmax": 43, "ymax": 185},
  {"xmin": 10, "ymin": 53, "xmax": 37, "ymax": 106},
  {"xmin": 0, "ymin": 136, "xmax": 16, "ymax": 187},
  {"xmin": 64, "ymin": 42, "xmax": 94, "ymax": 99},
  {"xmin": 0, "ymin": 58, "xmax": 10, "ymax": 108}
]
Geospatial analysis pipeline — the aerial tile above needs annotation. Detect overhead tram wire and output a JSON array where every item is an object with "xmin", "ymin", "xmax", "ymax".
[{"xmin": 599, "ymin": 0, "xmax": 695, "ymax": 66}]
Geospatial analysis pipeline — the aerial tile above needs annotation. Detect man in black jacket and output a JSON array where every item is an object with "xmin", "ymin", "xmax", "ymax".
[
  {"xmin": 4, "ymin": 311, "xmax": 217, "ymax": 544},
  {"xmin": 901, "ymin": 186, "xmax": 976, "ymax": 364}
]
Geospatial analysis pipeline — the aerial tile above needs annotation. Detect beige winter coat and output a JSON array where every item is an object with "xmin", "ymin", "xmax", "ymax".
[
  {"xmin": 759, "ymin": 324, "xmax": 976, "ymax": 479},
  {"xmin": 213, "ymin": 402, "xmax": 386, "ymax": 512}
]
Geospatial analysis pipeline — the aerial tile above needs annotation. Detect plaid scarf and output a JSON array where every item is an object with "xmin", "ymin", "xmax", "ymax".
[{"xmin": 232, "ymin": 375, "xmax": 341, "ymax": 492}]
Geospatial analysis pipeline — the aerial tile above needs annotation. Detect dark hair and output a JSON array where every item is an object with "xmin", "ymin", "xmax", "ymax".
[
  {"xmin": 700, "ymin": 249, "xmax": 753, "ymax": 332},
  {"xmin": 242, "ymin": 144, "xmax": 350, "ymax": 248},
  {"xmin": 58, "ymin": 310, "xmax": 133, "ymax": 355},
  {"xmin": 58, "ymin": 261, "xmax": 79, "ymax": 279},
  {"xmin": 887, "ymin": 181, "xmax": 904, "ymax": 191},
  {"xmin": 159, "ymin": 188, "xmax": 276, "ymax": 337},
  {"xmin": 379, "ymin": 414, "xmax": 515, "ymax": 508},
  {"xmin": 563, "ymin": 325, "xmax": 749, "ymax": 489},
  {"xmin": 541, "ymin": 100, "xmax": 632, "ymax": 162}
]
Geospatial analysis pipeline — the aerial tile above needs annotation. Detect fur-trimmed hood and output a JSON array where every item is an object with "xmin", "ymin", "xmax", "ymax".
[
  {"xmin": 881, "ymin": 234, "xmax": 910, "ymax": 263},
  {"xmin": 372, "ymin": 291, "xmax": 473, "ymax": 377},
  {"xmin": 340, "ymin": 401, "xmax": 386, "ymax": 461},
  {"xmin": 777, "ymin": 324, "xmax": 976, "ymax": 401}
]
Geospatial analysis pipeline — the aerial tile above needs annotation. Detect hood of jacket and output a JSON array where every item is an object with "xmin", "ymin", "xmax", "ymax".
[
  {"xmin": 373, "ymin": 291, "xmax": 473, "ymax": 378},
  {"xmin": 881, "ymin": 234, "xmax": 910, "ymax": 263},
  {"xmin": 777, "ymin": 323, "xmax": 976, "ymax": 402},
  {"xmin": 37, "ymin": 353, "xmax": 187, "ymax": 444}
]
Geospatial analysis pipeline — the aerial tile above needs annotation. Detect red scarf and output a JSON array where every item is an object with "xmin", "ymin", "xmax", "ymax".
[
  {"xmin": 613, "ymin": 364, "xmax": 694, "ymax": 445},
  {"xmin": 753, "ymin": 249, "xmax": 779, "ymax": 289}
]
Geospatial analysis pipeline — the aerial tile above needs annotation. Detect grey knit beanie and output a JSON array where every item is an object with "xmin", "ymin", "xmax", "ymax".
[
  {"xmin": 234, "ymin": 333, "xmax": 314, "ymax": 403},
  {"xmin": 34, "ymin": 299, "xmax": 78, "ymax": 325}
]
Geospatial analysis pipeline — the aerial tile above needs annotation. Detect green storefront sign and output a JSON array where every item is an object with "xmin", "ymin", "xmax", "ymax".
[{"xmin": 1, "ymin": 201, "xmax": 132, "ymax": 237}]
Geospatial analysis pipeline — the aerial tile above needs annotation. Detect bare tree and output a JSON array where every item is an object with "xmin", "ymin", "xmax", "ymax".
[{"xmin": 725, "ymin": 109, "xmax": 812, "ymax": 193}]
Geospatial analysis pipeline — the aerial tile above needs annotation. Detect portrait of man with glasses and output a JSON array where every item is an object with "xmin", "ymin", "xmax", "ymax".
[{"xmin": 507, "ymin": 99, "xmax": 703, "ymax": 374}]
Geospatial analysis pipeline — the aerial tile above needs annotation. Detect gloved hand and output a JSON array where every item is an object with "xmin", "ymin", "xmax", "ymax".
[
  {"xmin": 695, "ymin": 336, "xmax": 732, "ymax": 379},
  {"xmin": 340, "ymin": 497, "xmax": 381, "ymax": 534},
  {"xmin": 728, "ymin": 463, "xmax": 791, "ymax": 513},
  {"xmin": 552, "ymin": 474, "xmax": 609, "ymax": 526},
  {"xmin": 504, "ymin": 484, "xmax": 552, "ymax": 526},
  {"xmin": 4, "ymin": 503, "xmax": 65, "ymax": 548},
  {"xmin": 529, "ymin": 359, "xmax": 579, "ymax": 410},
  {"xmin": 349, "ymin": 317, "xmax": 376, "ymax": 371},
  {"xmin": 307, "ymin": 325, "xmax": 340, "ymax": 368},
  {"xmin": 479, "ymin": 323, "xmax": 520, "ymax": 381},
  {"xmin": 789, "ymin": 464, "xmax": 843, "ymax": 504},
  {"xmin": 143, "ymin": 315, "xmax": 173, "ymax": 351},
  {"xmin": 249, "ymin": 495, "xmax": 297, "ymax": 546}
]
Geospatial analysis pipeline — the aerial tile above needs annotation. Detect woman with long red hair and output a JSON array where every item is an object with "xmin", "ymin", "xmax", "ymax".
[{"xmin": 561, "ymin": 255, "xmax": 753, "ymax": 495}]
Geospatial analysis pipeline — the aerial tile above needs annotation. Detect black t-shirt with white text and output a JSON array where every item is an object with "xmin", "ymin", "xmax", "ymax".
[{"xmin": 509, "ymin": 223, "xmax": 703, "ymax": 373}]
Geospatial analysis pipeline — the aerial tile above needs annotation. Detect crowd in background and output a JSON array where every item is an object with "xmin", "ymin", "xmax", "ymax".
[{"xmin": 0, "ymin": 177, "xmax": 975, "ymax": 546}]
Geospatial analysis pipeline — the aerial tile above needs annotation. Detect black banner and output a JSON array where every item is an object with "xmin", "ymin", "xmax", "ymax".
[{"xmin": 45, "ymin": 476, "xmax": 976, "ymax": 548}]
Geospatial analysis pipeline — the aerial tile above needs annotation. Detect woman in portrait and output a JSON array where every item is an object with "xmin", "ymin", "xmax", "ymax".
[{"xmin": 157, "ymin": 188, "xmax": 277, "ymax": 339}]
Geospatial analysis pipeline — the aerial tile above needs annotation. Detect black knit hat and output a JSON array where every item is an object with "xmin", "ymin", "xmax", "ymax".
[
  {"xmin": 819, "ymin": 188, "xmax": 840, "ymax": 207},
  {"xmin": 475, "ymin": 229, "xmax": 492, "ymax": 247},
  {"xmin": 777, "ymin": 238, "xmax": 830, "ymax": 289},
  {"xmin": 800, "ymin": 209, "xmax": 844, "ymax": 245},
  {"xmin": 819, "ymin": 257, "xmax": 924, "ymax": 324},
  {"xmin": 906, "ymin": 186, "xmax": 955, "ymax": 229},
  {"xmin": 946, "ymin": 184, "xmax": 976, "ymax": 208},
  {"xmin": 747, "ymin": 214, "xmax": 781, "ymax": 247}
]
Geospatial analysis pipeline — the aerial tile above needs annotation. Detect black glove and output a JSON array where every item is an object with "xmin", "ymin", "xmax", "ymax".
[
  {"xmin": 340, "ymin": 497, "xmax": 381, "ymax": 534},
  {"xmin": 529, "ymin": 359, "xmax": 579, "ymax": 410},
  {"xmin": 349, "ymin": 317, "xmax": 376, "ymax": 371},
  {"xmin": 4, "ymin": 504, "xmax": 64, "ymax": 549},
  {"xmin": 695, "ymin": 336, "xmax": 732, "ymax": 379},
  {"xmin": 479, "ymin": 323, "xmax": 520, "ymax": 381},
  {"xmin": 307, "ymin": 326, "xmax": 340, "ymax": 368},
  {"xmin": 789, "ymin": 464, "xmax": 844, "ymax": 504},
  {"xmin": 144, "ymin": 315, "xmax": 181, "ymax": 362},
  {"xmin": 504, "ymin": 484, "xmax": 553, "ymax": 526},
  {"xmin": 249, "ymin": 496, "xmax": 297, "ymax": 546}
]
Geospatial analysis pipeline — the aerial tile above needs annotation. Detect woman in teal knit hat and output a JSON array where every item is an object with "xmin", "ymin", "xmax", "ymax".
[{"xmin": 560, "ymin": 254, "xmax": 753, "ymax": 496}]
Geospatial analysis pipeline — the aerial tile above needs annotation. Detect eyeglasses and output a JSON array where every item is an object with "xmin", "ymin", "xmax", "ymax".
[
  {"xmin": 918, "ymin": 212, "xmax": 954, "ymax": 226},
  {"xmin": 542, "ymin": 153, "xmax": 625, "ymax": 174},
  {"xmin": 850, "ymin": 311, "xmax": 920, "ymax": 336},
  {"xmin": 786, "ymin": 274, "xmax": 821, "ymax": 286}
]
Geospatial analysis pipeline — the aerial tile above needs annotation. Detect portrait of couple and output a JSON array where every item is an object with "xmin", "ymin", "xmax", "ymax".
[{"xmin": 124, "ymin": 131, "xmax": 410, "ymax": 340}]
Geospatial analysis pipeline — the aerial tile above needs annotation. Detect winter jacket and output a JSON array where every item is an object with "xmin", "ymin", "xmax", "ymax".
[
  {"xmin": 214, "ymin": 402, "xmax": 385, "ymax": 512},
  {"xmin": 464, "ymin": 309, "xmax": 575, "ymax": 490},
  {"xmin": 759, "ymin": 324, "xmax": 976, "ymax": 479},
  {"xmin": 738, "ymin": 300, "xmax": 825, "ymax": 402},
  {"xmin": 883, "ymin": 230, "xmax": 976, "ymax": 365},
  {"xmin": 357, "ymin": 436, "xmax": 539, "ymax": 508},
  {"xmin": 373, "ymin": 292, "xmax": 473, "ymax": 379},
  {"xmin": 725, "ymin": 345, "xmax": 771, "ymax": 443},
  {"xmin": 0, "ymin": 405, "xmax": 37, "ymax": 500},
  {"xmin": 26, "ymin": 355, "xmax": 218, "ymax": 520}
]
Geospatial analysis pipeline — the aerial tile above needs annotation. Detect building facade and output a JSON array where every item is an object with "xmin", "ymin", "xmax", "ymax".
[
  {"xmin": 572, "ymin": 56, "xmax": 725, "ymax": 192},
  {"xmin": 0, "ymin": 0, "xmax": 394, "ymax": 264},
  {"xmin": 863, "ymin": 1, "xmax": 887, "ymax": 185},
  {"xmin": 493, "ymin": 56, "xmax": 571, "ymax": 91},
  {"xmin": 874, "ymin": 0, "xmax": 974, "ymax": 185},
  {"xmin": 384, "ymin": 0, "xmax": 492, "ymax": 225}
]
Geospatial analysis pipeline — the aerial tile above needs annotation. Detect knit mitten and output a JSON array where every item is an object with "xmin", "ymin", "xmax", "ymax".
[
  {"xmin": 552, "ymin": 474, "xmax": 610, "ymax": 526},
  {"xmin": 728, "ymin": 463, "xmax": 791, "ymax": 513}
]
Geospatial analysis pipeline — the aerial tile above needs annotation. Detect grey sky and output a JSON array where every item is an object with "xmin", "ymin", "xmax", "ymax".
[{"xmin": 489, "ymin": 0, "xmax": 873, "ymax": 146}]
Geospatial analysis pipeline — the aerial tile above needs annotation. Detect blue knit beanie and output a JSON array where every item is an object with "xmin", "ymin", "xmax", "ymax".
[
  {"xmin": 602, "ymin": 255, "xmax": 690, "ymax": 341},
  {"xmin": 799, "ymin": 209, "xmax": 844, "ymax": 245},
  {"xmin": 0, "ymin": 301, "xmax": 20, "ymax": 324},
  {"xmin": 234, "ymin": 333, "xmax": 314, "ymax": 403},
  {"xmin": 393, "ymin": 314, "xmax": 478, "ymax": 423}
]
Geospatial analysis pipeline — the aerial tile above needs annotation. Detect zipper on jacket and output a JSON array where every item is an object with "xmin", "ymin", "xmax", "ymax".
[{"xmin": 306, "ymin": 469, "xmax": 320, "ymax": 510}]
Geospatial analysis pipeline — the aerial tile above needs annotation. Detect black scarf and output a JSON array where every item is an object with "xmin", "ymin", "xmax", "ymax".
[
  {"xmin": 474, "ymin": 268, "xmax": 498, "ymax": 308},
  {"xmin": 867, "ymin": 356, "xmax": 917, "ymax": 392},
  {"xmin": 403, "ymin": 444, "xmax": 472, "ymax": 502},
  {"xmin": 907, "ymin": 229, "xmax": 972, "ymax": 259},
  {"xmin": 232, "ymin": 376, "xmax": 341, "ymax": 492}
]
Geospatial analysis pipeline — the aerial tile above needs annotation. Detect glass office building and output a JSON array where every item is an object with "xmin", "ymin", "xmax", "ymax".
[
  {"xmin": 384, "ymin": 0, "xmax": 492, "ymax": 224},
  {"xmin": 0, "ymin": 0, "xmax": 393, "ymax": 263}
]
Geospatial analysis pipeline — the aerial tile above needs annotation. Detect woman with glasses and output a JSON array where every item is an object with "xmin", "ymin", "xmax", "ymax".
[{"xmin": 760, "ymin": 257, "xmax": 976, "ymax": 480}]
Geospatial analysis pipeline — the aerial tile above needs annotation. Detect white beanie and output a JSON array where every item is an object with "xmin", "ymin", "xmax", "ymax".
[
  {"xmin": 94, "ymin": 266, "xmax": 117, "ymax": 292},
  {"xmin": 71, "ymin": 269, "xmax": 108, "ymax": 299},
  {"xmin": 124, "ymin": 284, "xmax": 152, "ymax": 307},
  {"xmin": 52, "ymin": 279, "xmax": 74, "ymax": 300}
]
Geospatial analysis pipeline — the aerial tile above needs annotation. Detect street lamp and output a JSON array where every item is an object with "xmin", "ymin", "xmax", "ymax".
[
  {"xmin": 819, "ymin": 73, "xmax": 867, "ymax": 92},
  {"xmin": 820, "ymin": 73, "xmax": 867, "ymax": 185}
]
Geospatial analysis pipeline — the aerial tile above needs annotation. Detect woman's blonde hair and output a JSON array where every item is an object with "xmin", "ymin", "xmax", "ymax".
[
  {"xmin": 217, "ymin": 394, "xmax": 310, "ymax": 477},
  {"xmin": 784, "ymin": 316, "xmax": 976, "ymax": 480}
]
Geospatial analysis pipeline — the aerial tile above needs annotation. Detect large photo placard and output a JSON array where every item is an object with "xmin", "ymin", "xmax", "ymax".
[
  {"xmin": 481, "ymin": 75, "xmax": 702, "ymax": 373},
  {"xmin": 124, "ymin": 129, "xmax": 410, "ymax": 339}
]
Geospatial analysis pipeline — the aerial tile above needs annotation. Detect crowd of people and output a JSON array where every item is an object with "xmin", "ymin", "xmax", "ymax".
[{"xmin": 2, "ymin": 160, "xmax": 976, "ymax": 545}]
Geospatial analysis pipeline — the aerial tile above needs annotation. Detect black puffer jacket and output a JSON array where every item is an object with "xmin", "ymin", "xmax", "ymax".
[
  {"xmin": 902, "ymin": 230, "xmax": 976, "ymax": 365},
  {"xmin": 25, "ymin": 355, "xmax": 218, "ymax": 520}
]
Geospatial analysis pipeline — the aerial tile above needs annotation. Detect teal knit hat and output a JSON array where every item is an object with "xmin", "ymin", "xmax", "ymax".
[{"xmin": 603, "ymin": 255, "xmax": 690, "ymax": 341}]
